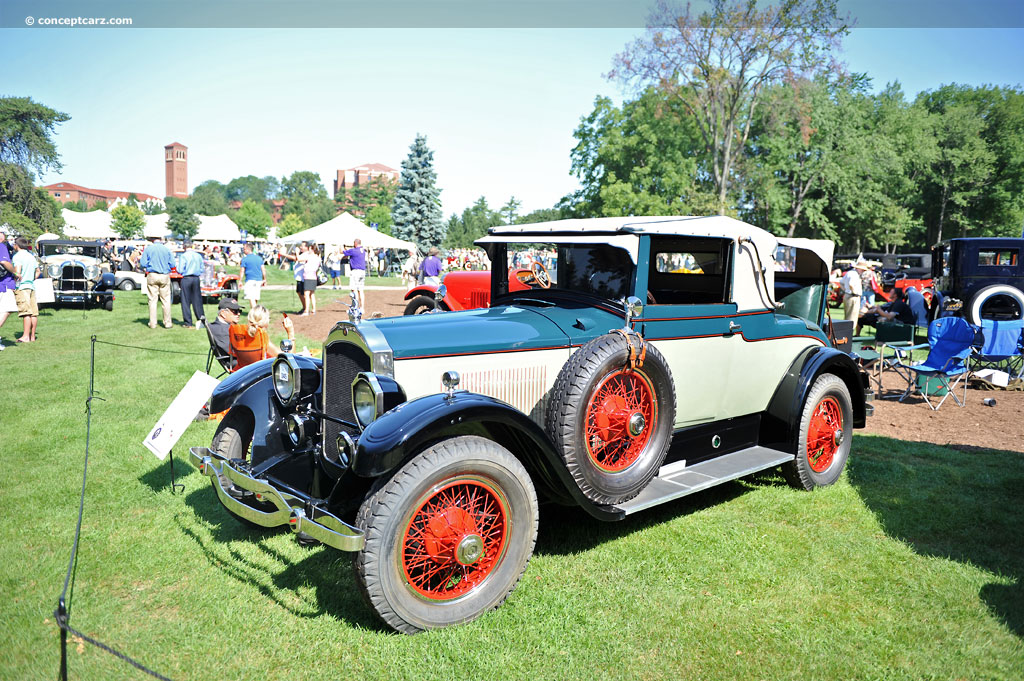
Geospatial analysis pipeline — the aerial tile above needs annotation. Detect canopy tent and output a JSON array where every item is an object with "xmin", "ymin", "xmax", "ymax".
[
  {"xmin": 278, "ymin": 212, "xmax": 416, "ymax": 251},
  {"xmin": 142, "ymin": 213, "xmax": 242, "ymax": 241},
  {"xmin": 62, "ymin": 209, "xmax": 116, "ymax": 240}
]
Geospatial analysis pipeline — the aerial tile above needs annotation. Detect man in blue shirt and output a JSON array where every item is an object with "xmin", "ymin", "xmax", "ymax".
[
  {"xmin": 140, "ymin": 237, "xmax": 174, "ymax": 328},
  {"xmin": 239, "ymin": 243, "xmax": 266, "ymax": 305},
  {"xmin": 176, "ymin": 239, "xmax": 205, "ymax": 329},
  {"xmin": 342, "ymin": 238, "xmax": 366, "ymax": 310}
]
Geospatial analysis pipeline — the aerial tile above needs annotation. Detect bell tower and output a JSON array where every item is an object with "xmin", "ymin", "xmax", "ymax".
[{"xmin": 164, "ymin": 142, "xmax": 188, "ymax": 198}]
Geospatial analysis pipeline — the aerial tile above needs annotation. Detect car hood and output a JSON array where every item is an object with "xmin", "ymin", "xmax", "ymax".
[
  {"xmin": 366, "ymin": 302, "xmax": 624, "ymax": 359},
  {"xmin": 43, "ymin": 254, "xmax": 102, "ymax": 265}
]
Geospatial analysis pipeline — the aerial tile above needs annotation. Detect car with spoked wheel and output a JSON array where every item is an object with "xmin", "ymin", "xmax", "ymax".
[
  {"xmin": 37, "ymin": 239, "xmax": 116, "ymax": 310},
  {"xmin": 188, "ymin": 215, "xmax": 872, "ymax": 633}
]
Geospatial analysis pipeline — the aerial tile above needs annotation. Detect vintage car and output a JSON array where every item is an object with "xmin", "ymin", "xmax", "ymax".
[
  {"xmin": 38, "ymin": 239, "xmax": 116, "ymax": 310},
  {"xmin": 169, "ymin": 258, "xmax": 240, "ymax": 302},
  {"xmin": 188, "ymin": 216, "xmax": 872, "ymax": 634},
  {"xmin": 931, "ymin": 237, "xmax": 1024, "ymax": 324},
  {"xmin": 403, "ymin": 267, "xmax": 533, "ymax": 314}
]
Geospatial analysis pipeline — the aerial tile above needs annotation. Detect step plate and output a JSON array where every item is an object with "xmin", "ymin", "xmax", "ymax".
[{"xmin": 615, "ymin": 446, "xmax": 795, "ymax": 515}]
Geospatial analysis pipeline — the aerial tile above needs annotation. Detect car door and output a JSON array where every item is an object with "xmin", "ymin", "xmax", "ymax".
[{"xmin": 637, "ymin": 236, "xmax": 743, "ymax": 427}]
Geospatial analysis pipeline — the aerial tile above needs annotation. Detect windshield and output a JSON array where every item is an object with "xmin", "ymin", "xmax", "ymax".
[
  {"xmin": 42, "ymin": 243, "xmax": 100, "ymax": 258},
  {"xmin": 496, "ymin": 242, "xmax": 634, "ymax": 301}
]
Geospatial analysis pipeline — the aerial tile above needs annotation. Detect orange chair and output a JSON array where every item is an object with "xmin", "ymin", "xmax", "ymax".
[{"xmin": 228, "ymin": 323, "xmax": 269, "ymax": 371}]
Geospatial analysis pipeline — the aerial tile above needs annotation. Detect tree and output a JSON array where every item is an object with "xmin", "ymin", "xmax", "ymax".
[
  {"xmin": 166, "ymin": 199, "xmax": 200, "ymax": 239},
  {"xmin": 0, "ymin": 162, "xmax": 64, "ymax": 239},
  {"xmin": 562, "ymin": 89, "xmax": 716, "ymax": 218},
  {"xmin": 365, "ymin": 204, "xmax": 394, "ymax": 235},
  {"xmin": 141, "ymin": 199, "xmax": 165, "ymax": 215},
  {"xmin": 500, "ymin": 196, "xmax": 522, "ymax": 225},
  {"xmin": 280, "ymin": 171, "xmax": 333, "ymax": 228},
  {"xmin": 64, "ymin": 199, "xmax": 88, "ymax": 212},
  {"xmin": 0, "ymin": 96, "xmax": 71, "ymax": 175},
  {"xmin": 225, "ymin": 175, "xmax": 275, "ymax": 203},
  {"xmin": 611, "ymin": 0, "xmax": 847, "ymax": 214},
  {"xmin": 444, "ymin": 196, "xmax": 502, "ymax": 248},
  {"xmin": 231, "ymin": 199, "xmax": 272, "ymax": 239},
  {"xmin": 92, "ymin": 199, "xmax": 108, "ymax": 211},
  {"xmin": 276, "ymin": 213, "xmax": 306, "ymax": 238},
  {"xmin": 519, "ymin": 207, "xmax": 565, "ymax": 224},
  {"xmin": 392, "ymin": 134, "xmax": 445, "ymax": 249},
  {"xmin": 336, "ymin": 175, "xmax": 398, "ymax": 219},
  {"xmin": 110, "ymin": 204, "xmax": 146, "ymax": 239},
  {"xmin": 190, "ymin": 180, "xmax": 228, "ymax": 215}
]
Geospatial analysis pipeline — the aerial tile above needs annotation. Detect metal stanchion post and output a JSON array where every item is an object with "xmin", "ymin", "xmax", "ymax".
[{"xmin": 169, "ymin": 449, "xmax": 184, "ymax": 495}]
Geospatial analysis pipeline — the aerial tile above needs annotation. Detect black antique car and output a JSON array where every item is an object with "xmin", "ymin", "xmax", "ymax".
[
  {"xmin": 931, "ymin": 237, "xmax": 1024, "ymax": 324},
  {"xmin": 38, "ymin": 239, "xmax": 116, "ymax": 310}
]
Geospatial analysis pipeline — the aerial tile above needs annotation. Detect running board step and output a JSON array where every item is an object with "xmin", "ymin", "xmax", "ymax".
[{"xmin": 614, "ymin": 446, "xmax": 795, "ymax": 516}]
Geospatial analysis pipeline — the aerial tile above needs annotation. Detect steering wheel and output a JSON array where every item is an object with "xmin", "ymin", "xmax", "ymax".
[{"xmin": 531, "ymin": 261, "xmax": 551, "ymax": 289}]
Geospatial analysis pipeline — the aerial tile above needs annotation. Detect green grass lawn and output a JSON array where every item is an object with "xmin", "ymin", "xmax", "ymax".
[{"xmin": 2, "ymin": 294, "xmax": 1022, "ymax": 680}]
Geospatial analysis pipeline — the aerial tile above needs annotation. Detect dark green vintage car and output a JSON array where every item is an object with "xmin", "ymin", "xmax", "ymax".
[{"xmin": 189, "ymin": 216, "xmax": 871, "ymax": 633}]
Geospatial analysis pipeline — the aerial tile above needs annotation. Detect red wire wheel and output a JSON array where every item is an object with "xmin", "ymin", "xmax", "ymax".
[
  {"xmin": 402, "ymin": 478, "xmax": 509, "ymax": 601},
  {"xmin": 805, "ymin": 396, "xmax": 843, "ymax": 473},
  {"xmin": 584, "ymin": 369, "xmax": 657, "ymax": 472}
]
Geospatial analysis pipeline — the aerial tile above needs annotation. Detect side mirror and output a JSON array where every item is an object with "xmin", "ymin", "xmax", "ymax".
[{"xmin": 624, "ymin": 295, "xmax": 643, "ymax": 328}]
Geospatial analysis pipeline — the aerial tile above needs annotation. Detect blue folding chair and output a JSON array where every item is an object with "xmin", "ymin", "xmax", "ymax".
[
  {"xmin": 972, "ymin": 319, "xmax": 1024, "ymax": 380},
  {"xmin": 891, "ymin": 316, "xmax": 978, "ymax": 409}
]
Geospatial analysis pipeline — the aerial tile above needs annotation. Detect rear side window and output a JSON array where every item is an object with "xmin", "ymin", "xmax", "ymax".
[
  {"xmin": 648, "ymin": 237, "xmax": 731, "ymax": 305},
  {"xmin": 978, "ymin": 249, "xmax": 1018, "ymax": 267}
]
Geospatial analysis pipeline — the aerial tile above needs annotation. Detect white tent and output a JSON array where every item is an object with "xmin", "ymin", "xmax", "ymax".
[
  {"xmin": 62, "ymin": 209, "xmax": 116, "ymax": 240},
  {"xmin": 278, "ymin": 212, "xmax": 416, "ymax": 251},
  {"xmin": 143, "ymin": 213, "xmax": 171, "ymax": 239},
  {"xmin": 142, "ymin": 213, "xmax": 241, "ymax": 241}
]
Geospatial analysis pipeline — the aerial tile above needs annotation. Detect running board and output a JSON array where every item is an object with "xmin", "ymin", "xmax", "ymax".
[{"xmin": 614, "ymin": 446, "xmax": 795, "ymax": 516}]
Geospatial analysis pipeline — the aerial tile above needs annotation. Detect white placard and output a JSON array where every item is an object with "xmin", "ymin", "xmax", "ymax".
[
  {"xmin": 35, "ymin": 277, "xmax": 55, "ymax": 304},
  {"xmin": 143, "ymin": 371, "xmax": 220, "ymax": 460}
]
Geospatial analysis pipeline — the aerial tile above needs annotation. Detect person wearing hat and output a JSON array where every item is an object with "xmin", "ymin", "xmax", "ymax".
[
  {"xmin": 209, "ymin": 297, "xmax": 243, "ymax": 369},
  {"xmin": 421, "ymin": 246, "xmax": 443, "ymax": 286},
  {"xmin": 841, "ymin": 258, "xmax": 868, "ymax": 323}
]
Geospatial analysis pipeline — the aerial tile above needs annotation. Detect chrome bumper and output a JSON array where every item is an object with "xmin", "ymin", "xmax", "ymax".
[{"xmin": 188, "ymin": 447, "xmax": 364, "ymax": 552}]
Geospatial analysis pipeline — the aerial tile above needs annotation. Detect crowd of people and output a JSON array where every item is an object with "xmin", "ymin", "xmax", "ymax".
[{"xmin": 837, "ymin": 257, "xmax": 924, "ymax": 335}]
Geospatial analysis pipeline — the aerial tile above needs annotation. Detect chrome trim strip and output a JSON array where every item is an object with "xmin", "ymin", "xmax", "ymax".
[{"xmin": 188, "ymin": 447, "xmax": 364, "ymax": 551}]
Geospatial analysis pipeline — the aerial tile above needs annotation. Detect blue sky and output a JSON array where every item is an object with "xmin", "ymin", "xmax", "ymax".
[{"xmin": 2, "ymin": 25, "xmax": 1022, "ymax": 216}]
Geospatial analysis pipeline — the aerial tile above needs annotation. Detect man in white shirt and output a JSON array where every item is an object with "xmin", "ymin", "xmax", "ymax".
[{"xmin": 841, "ymin": 259, "xmax": 867, "ymax": 323}]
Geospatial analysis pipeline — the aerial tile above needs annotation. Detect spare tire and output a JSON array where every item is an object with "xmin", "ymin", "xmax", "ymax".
[
  {"xmin": 546, "ymin": 333, "xmax": 675, "ymax": 505},
  {"xmin": 968, "ymin": 284, "xmax": 1024, "ymax": 325}
]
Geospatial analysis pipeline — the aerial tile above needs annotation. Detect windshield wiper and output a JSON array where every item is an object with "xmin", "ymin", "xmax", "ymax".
[{"xmin": 511, "ymin": 297, "xmax": 556, "ymax": 307}]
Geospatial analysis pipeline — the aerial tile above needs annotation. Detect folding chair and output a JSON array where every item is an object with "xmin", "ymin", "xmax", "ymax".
[
  {"xmin": 851, "ymin": 321, "xmax": 917, "ymax": 393},
  {"xmin": 891, "ymin": 316, "xmax": 977, "ymax": 410},
  {"xmin": 202, "ymin": 315, "xmax": 232, "ymax": 377},
  {"xmin": 971, "ymin": 319, "xmax": 1024, "ymax": 381}
]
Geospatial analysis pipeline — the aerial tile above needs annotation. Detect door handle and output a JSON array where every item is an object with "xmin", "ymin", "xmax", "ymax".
[{"xmin": 728, "ymin": 321, "xmax": 742, "ymax": 334}]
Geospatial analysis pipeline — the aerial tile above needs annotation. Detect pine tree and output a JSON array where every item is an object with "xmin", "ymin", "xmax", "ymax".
[{"xmin": 392, "ymin": 134, "xmax": 444, "ymax": 250}]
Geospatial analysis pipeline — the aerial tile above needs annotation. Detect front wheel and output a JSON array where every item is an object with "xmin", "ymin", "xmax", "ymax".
[
  {"xmin": 782, "ymin": 374, "xmax": 853, "ymax": 490},
  {"xmin": 353, "ymin": 436, "xmax": 538, "ymax": 634},
  {"xmin": 118, "ymin": 279, "xmax": 135, "ymax": 291},
  {"xmin": 404, "ymin": 295, "xmax": 437, "ymax": 315},
  {"xmin": 103, "ymin": 298, "xmax": 114, "ymax": 312}
]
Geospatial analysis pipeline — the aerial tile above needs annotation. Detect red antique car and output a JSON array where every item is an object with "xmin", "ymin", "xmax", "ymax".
[{"xmin": 403, "ymin": 267, "xmax": 538, "ymax": 314}]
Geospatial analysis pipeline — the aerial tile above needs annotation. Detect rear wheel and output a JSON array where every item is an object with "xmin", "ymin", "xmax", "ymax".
[
  {"xmin": 118, "ymin": 279, "xmax": 135, "ymax": 291},
  {"xmin": 223, "ymin": 280, "xmax": 238, "ymax": 298},
  {"xmin": 968, "ymin": 285, "xmax": 1024, "ymax": 325},
  {"xmin": 404, "ymin": 295, "xmax": 437, "ymax": 315},
  {"xmin": 782, "ymin": 374, "xmax": 853, "ymax": 490},
  {"xmin": 103, "ymin": 298, "xmax": 114, "ymax": 312},
  {"xmin": 354, "ymin": 436, "xmax": 538, "ymax": 634}
]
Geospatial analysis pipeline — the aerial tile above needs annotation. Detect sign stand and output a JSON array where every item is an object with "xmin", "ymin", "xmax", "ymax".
[{"xmin": 168, "ymin": 449, "xmax": 184, "ymax": 494}]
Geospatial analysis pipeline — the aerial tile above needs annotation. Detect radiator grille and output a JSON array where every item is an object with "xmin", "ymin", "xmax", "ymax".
[
  {"xmin": 460, "ymin": 365, "xmax": 548, "ymax": 422},
  {"xmin": 470, "ymin": 290, "xmax": 489, "ymax": 309},
  {"xmin": 323, "ymin": 340, "xmax": 371, "ymax": 460},
  {"xmin": 61, "ymin": 265, "xmax": 87, "ymax": 292}
]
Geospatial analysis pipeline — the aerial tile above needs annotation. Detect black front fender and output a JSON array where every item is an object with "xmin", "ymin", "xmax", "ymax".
[
  {"xmin": 351, "ymin": 392, "xmax": 622, "ymax": 521},
  {"xmin": 760, "ymin": 346, "xmax": 869, "ymax": 453}
]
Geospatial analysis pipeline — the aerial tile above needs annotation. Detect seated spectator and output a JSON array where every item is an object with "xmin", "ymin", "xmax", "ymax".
[
  {"xmin": 856, "ymin": 287, "xmax": 916, "ymax": 335},
  {"xmin": 208, "ymin": 297, "xmax": 242, "ymax": 370},
  {"xmin": 228, "ymin": 304, "xmax": 294, "ymax": 370}
]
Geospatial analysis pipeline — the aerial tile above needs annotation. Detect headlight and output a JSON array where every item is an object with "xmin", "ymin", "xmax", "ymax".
[
  {"xmin": 85, "ymin": 264, "xmax": 101, "ymax": 280},
  {"xmin": 273, "ymin": 355, "xmax": 297, "ymax": 405},
  {"xmin": 47, "ymin": 263, "xmax": 60, "ymax": 278},
  {"xmin": 285, "ymin": 413, "xmax": 316, "ymax": 448},
  {"xmin": 352, "ymin": 374, "xmax": 381, "ymax": 428}
]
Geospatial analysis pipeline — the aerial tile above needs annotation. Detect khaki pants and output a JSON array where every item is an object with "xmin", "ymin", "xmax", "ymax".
[
  {"xmin": 843, "ymin": 294, "xmax": 861, "ymax": 323},
  {"xmin": 147, "ymin": 273, "xmax": 172, "ymax": 328}
]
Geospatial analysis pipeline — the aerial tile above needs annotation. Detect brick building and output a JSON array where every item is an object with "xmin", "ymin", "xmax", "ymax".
[
  {"xmin": 42, "ymin": 182, "xmax": 164, "ymax": 210},
  {"xmin": 165, "ymin": 142, "xmax": 188, "ymax": 199},
  {"xmin": 333, "ymin": 162, "xmax": 398, "ymax": 198}
]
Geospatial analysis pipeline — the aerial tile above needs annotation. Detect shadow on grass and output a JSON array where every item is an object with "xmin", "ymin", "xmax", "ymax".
[
  {"xmin": 848, "ymin": 434, "xmax": 1024, "ymax": 637},
  {"xmin": 177, "ymin": 486, "xmax": 380, "ymax": 631},
  {"xmin": 534, "ymin": 478, "xmax": 752, "ymax": 557},
  {"xmin": 139, "ymin": 452, "xmax": 194, "ymax": 494}
]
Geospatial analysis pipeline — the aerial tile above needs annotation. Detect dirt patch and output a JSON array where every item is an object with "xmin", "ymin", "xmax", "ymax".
[{"xmin": 290, "ymin": 287, "xmax": 1023, "ymax": 454}]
